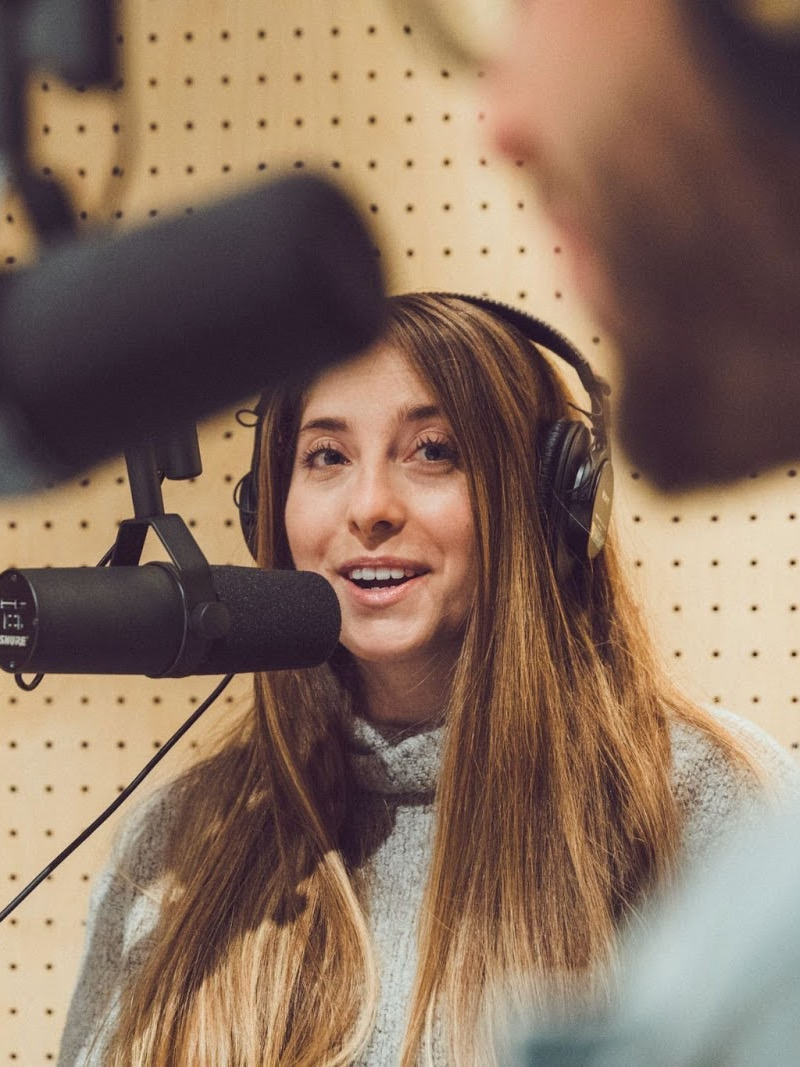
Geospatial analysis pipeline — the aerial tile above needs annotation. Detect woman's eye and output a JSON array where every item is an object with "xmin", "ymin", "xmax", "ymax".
[
  {"xmin": 415, "ymin": 438, "xmax": 457, "ymax": 464},
  {"xmin": 303, "ymin": 445, "xmax": 346, "ymax": 469}
]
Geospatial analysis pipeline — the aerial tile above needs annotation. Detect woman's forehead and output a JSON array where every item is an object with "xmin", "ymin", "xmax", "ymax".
[{"xmin": 300, "ymin": 343, "xmax": 435, "ymax": 417}]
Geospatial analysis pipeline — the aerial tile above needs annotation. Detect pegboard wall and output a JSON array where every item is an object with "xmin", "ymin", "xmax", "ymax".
[{"xmin": 0, "ymin": 1, "xmax": 798, "ymax": 1060}]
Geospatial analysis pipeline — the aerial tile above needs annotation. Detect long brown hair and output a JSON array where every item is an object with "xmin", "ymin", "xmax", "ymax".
[{"xmin": 106, "ymin": 293, "xmax": 753, "ymax": 1064}]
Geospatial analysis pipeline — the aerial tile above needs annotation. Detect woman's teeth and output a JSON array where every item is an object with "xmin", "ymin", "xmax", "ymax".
[{"xmin": 349, "ymin": 566, "xmax": 416, "ymax": 581}]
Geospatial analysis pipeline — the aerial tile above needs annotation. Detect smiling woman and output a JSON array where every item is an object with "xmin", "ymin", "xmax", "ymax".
[
  {"xmin": 284, "ymin": 342, "xmax": 477, "ymax": 724},
  {"xmin": 58, "ymin": 293, "xmax": 799, "ymax": 1067}
]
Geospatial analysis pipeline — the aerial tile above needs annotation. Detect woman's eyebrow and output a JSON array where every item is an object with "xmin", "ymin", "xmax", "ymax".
[
  {"xmin": 402, "ymin": 403, "xmax": 441, "ymax": 424},
  {"xmin": 297, "ymin": 416, "xmax": 348, "ymax": 435}
]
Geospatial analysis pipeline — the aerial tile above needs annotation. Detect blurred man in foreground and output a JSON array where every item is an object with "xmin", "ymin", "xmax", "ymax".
[
  {"xmin": 486, "ymin": 0, "xmax": 800, "ymax": 488},
  {"xmin": 477, "ymin": 2, "xmax": 800, "ymax": 1062}
]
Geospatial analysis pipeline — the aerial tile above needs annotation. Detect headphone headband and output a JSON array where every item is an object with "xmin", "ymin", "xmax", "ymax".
[{"xmin": 434, "ymin": 293, "xmax": 612, "ymax": 451}]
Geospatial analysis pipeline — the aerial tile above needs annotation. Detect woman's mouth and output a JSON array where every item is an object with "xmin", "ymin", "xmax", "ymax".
[{"xmin": 346, "ymin": 565, "xmax": 424, "ymax": 590}]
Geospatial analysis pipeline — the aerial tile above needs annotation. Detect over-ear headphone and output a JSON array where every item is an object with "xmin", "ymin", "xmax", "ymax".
[{"xmin": 234, "ymin": 293, "xmax": 613, "ymax": 583}]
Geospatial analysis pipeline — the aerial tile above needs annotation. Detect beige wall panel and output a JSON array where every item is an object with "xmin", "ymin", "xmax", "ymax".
[{"xmin": 0, "ymin": 1, "xmax": 798, "ymax": 1058}]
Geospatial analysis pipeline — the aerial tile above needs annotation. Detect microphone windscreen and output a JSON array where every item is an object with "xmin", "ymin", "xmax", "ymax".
[{"xmin": 196, "ymin": 566, "xmax": 341, "ymax": 675}]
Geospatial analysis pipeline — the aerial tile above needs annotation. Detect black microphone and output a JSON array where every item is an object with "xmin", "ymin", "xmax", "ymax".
[
  {"xmin": 0, "ymin": 172, "xmax": 384, "ymax": 495},
  {"xmin": 0, "ymin": 565, "xmax": 341, "ymax": 676}
]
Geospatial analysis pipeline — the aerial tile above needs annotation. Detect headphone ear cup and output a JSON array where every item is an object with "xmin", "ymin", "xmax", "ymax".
[
  {"xmin": 539, "ymin": 419, "xmax": 592, "ymax": 580},
  {"xmin": 235, "ymin": 469, "xmax": 259, "ymax": 560}
]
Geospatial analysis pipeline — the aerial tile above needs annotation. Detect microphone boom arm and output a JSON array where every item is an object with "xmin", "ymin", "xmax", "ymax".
[{"xmin": 107, "ymin": 421, "xmax": 232, "ymax": 676}]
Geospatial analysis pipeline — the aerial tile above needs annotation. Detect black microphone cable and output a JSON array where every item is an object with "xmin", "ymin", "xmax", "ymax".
[{"xmin": 0, "ymin": 671, "xmax": 233, "ymax": 925}]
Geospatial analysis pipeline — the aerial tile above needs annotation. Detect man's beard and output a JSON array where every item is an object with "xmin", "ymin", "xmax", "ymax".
[{"xmin": 541, "ymin": 90, "xmax": 800, "ymax": 489}]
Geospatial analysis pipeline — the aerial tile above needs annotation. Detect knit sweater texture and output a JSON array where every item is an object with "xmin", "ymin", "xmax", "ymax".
[{"xmin": 58, "ymin": 706, "xmax": 799, "ymax": 1066}]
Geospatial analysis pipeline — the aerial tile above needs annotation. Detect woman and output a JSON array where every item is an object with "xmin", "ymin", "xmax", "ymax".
[{"xmin": 59, "ymin": 293, "xmax": 797, "ymax": 1066}]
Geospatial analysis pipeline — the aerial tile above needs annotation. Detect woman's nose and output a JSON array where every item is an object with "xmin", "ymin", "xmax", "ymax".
[{"xmin": 346, "ymin": 466, "xmax": 405, "ymax": 541}]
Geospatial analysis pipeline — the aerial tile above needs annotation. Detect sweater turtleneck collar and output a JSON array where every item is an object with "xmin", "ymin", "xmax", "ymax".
[{"xmin": 346, "ymin": 714, "xmax": 443, "ymax": 797}]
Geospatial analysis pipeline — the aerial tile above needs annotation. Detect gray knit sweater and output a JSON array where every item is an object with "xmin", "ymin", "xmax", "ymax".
[{"xmin": 58, "ymin": 707, "xmax": 799, "ymax": 1066}]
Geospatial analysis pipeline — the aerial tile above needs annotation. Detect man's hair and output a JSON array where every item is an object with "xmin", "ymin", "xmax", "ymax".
[{"xmin": 691, "ymin": 0, "xmax": 800, "ymax": 131}]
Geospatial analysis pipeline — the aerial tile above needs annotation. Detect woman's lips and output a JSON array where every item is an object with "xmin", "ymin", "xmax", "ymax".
[{"xmin": 340, "ymin": 571, "xmax": 427, "ymax": 607}]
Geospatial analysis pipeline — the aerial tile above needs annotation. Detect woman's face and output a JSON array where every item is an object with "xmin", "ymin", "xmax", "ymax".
[{"xmin": 284, "ymin": 344, "xmax": 478, "ymax": 674}]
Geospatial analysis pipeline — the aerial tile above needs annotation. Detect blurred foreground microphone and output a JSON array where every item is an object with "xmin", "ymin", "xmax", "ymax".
[
  {"xmin": 0, "ymin": 172, "xmax": 384, "ymax": 495},
  {"xmin": 0, "ymin": 565, "xmax": 341, "ymax": 676}
]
